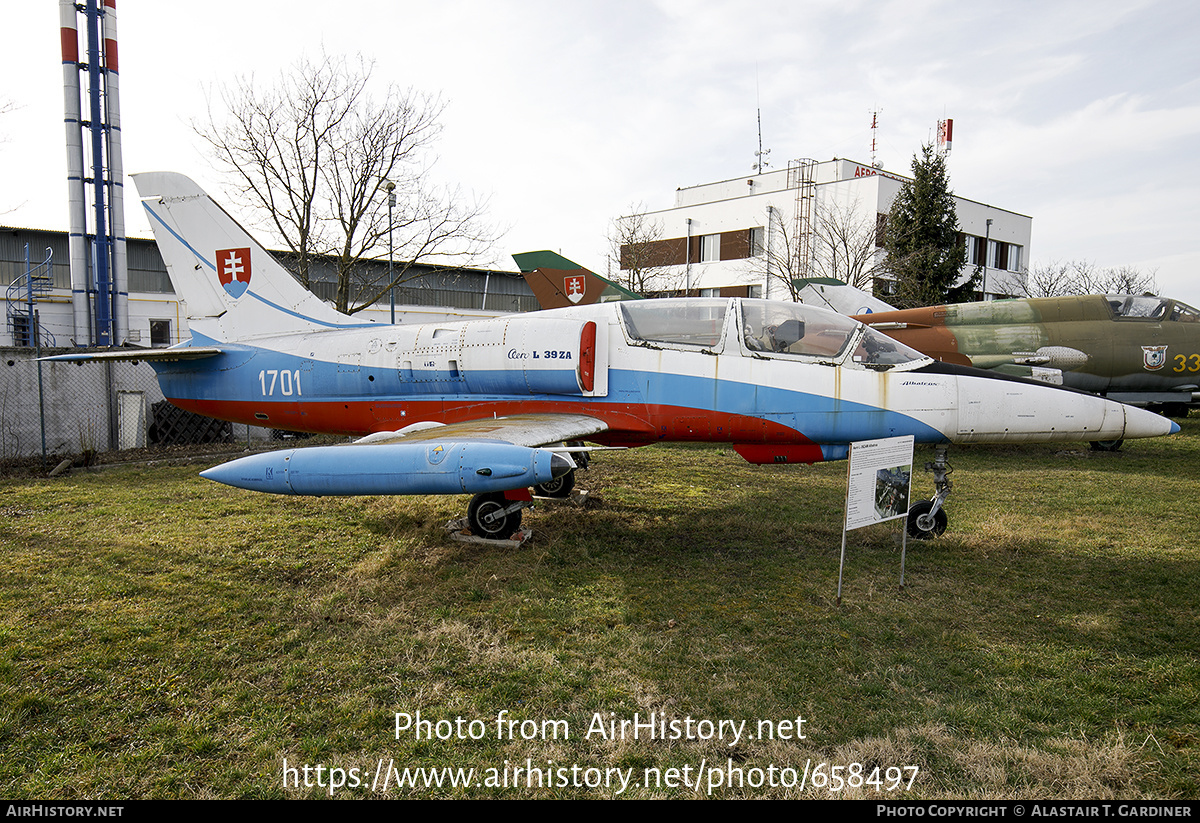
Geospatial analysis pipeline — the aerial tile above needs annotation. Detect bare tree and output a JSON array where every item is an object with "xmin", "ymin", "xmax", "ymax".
[
  {"xmin": 1001, "ymin": 260, "xmax": 1158, "ymax": 298},
  {"xmin": 812, "ymin": 199, "xmax": 885, "ymax": 290},
  {"xmin": 758, "ymin": 205, "xmax": 807, "ymax": 301},
  {"xmin": 755, "ymin": 199, "xmax": 884, "ymax": 301},
  {"xmin": 608, "ymin": 205, "xmax": 678, "ymax": 295},
  {"xmin": 196, "ymin": 53, "xmax": 497, "ymax": 314}
]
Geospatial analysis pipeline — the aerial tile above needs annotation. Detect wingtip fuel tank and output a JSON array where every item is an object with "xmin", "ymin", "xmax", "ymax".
[{"xmin": 200, "ymin": 441, "xmax": 575, "ymax": 497}]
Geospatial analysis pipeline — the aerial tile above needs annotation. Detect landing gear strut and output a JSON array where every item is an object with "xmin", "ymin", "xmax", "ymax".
[{"xmin": 907, "ymin": 446, "xmax": 953, "ymax": 539}]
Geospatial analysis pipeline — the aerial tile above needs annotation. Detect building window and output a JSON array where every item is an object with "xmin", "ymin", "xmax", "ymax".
[
  {"xmin": 965, "ymin": 236, "xmax": 987, "ymax": 266},
  {"xmin": 749, "ymin": 227, "xmax": 765, "ymax": 257},
  {"xmin": 700, "ymin": 234, "xmax": 720, "ymax": 262},
  {"xmin": 150, "ymin": 319, "xmax": 172, "ymax": 348},
  {"xmin": 1007, "ymin": 245, "xmax": 1022, "ymax": 272},
  {"xmin": 995, "ymin": 242, "xmax": 1010, "ymax": 272}
]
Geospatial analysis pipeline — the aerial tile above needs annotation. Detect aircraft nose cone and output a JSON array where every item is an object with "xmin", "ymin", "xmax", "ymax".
[
  {"xmin": 1123, "ymin": 405, "xmax": 1181, "ymax": 440},
  {"xmin": 550, "ymin": 453, "xmax": 575, "ymax": 478},
  {"xmin": 201, "ymin": 450, "xmax": 294, "ymax": 493}
]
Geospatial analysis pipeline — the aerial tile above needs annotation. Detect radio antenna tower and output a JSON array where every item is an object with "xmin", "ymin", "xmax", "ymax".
[
  {"xmin": 753, "ymin": 70, "xmax": 770, "ymax": 173},
  {"xmin": 754, "ymin": 108, "xmax": 771, "ymax": 173},
  {"xmin": 869, "ymin": 108, "xmax": 883, "ymax": 168}
]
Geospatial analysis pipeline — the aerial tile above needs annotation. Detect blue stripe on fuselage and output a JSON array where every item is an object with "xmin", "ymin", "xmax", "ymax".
[{"xmin": 149, "ymin": 345, "xmax": 948, "ymax": 448}]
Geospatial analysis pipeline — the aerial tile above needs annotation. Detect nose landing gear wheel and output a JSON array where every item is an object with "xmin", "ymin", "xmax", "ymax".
[
  {"xmin": 467, "ymin": 492, "xmax": 523, "ymax": 538},
  {"xmin": 906, "ymin": 499, "xmax": 947, "ymax": 539}
]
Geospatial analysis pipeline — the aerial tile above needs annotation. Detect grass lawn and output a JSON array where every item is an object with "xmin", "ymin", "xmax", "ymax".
[{"xmin": 1, "ymin": 420, "xmax": 1197, "ymax": 798}]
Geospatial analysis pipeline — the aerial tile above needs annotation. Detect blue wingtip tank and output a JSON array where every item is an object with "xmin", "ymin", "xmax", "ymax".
[{"xmin": 200, "ymin": 441, "xmax": 575, "ymax": 497}]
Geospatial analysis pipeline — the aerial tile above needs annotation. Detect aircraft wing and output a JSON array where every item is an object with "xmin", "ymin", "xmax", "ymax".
[
  {"xmin": 354, "ymin": 413, "xmax": 610, "ymax": 448},
  {"xmin": 41, "ymin": 347, "xmax": 225, "ymax": 363}
]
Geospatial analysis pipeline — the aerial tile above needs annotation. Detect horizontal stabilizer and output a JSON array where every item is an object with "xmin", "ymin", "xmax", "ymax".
[{"xmin": 42, "ymin": 346, "xmax": 224, "ymax": 363}]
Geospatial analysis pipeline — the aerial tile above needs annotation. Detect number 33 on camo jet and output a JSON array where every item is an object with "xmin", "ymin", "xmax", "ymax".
[{"xmin": 54, "ymin": 173, "xmax": 1178, "ymax": 539}]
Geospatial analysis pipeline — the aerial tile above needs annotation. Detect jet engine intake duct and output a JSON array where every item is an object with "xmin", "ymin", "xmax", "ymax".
[{"xmin": 460, "ymin": 316, "xmax": 602, "ymax": 396}]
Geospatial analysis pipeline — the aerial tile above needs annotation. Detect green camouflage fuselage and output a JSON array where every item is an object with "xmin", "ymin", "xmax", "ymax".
[{"xmin": 855, "ymin": 294, "xmax": 1200, "ymax": 407}]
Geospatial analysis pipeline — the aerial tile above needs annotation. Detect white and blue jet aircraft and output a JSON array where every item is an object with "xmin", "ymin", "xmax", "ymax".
[{"xmin": 56, "ymin": 173, "xmax": 1179, "ymax": 538}]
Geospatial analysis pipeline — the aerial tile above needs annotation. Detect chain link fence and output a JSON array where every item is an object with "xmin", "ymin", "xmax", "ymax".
[{"xmin": 0, "ymin": 346, "xmax": 273, "ymax": 468}]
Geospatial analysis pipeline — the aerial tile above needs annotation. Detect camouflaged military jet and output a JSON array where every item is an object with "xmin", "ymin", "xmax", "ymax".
[{"xmin": 852, "ymin": 294, "xmax": 1200, "ymax": 447}]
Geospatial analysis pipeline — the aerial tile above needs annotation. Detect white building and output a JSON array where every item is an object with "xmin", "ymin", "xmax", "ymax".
[{"xmin": 617, "ymin": 158, "xmax": 1031, "ymax": 302}]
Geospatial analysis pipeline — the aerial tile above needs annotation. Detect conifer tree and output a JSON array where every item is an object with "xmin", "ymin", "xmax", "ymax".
[{"xmin": 883, "ymin": 143, "xmax": 974, "ymax": 306}]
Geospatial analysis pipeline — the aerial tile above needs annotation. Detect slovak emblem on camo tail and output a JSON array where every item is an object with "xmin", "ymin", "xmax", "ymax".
[
  {"xmin": 216, "ymin": 247, "xmax": 252, "ymax": 298},
  {"xmin": 1142, "ymin": 345, "xmax": 1168, "ymax": 371},
  {"xmin": 565, "ymin": 275, "xmax": 586, "ymax": 304}
]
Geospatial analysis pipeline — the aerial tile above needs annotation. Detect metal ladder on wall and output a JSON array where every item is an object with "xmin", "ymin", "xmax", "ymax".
[
  {"xmin": 787, "ymin": 159, "xmax": 817, "ymax": 279},
  {"xmin": 7, "ymin": 245, "xmax": 56, "ymax": 348}
]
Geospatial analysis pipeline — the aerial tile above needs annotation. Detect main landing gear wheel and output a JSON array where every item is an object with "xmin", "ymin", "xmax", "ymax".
[
  {"xmin": 1089, "ymin": 439, "xmax": 1124, "ymax": 452},
  {"xmin": 906, "ymin": 499, "xmax": 948, "ymax": 539},
  {"xmin": 534, "ymin": 469, "xmax": 575, "ymax": 498},
  {"xmin": 467, "ymin": 492, "xmax": 523, "ymax": 538}
]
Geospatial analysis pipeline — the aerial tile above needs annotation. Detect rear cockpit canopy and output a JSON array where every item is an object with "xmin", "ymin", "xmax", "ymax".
[
  {"xmin": 1105, "ymin": 294, "xmax": 1200, "ymax": 322},
  {"xmin": 618, "ymin": 298, "xmax": 931, "ymax": 371}
]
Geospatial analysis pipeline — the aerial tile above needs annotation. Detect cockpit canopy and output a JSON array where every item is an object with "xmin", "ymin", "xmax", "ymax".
[
  {"xmin": 1106, "ymin": 295, "xmax": 1200, "ymax": 323},
  {"xmin": 618, "ymin": 298, "xmax": 931, "ymax": 371}
]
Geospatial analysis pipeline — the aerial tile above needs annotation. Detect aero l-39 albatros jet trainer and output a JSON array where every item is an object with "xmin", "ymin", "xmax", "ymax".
[{"xmin": 55, "ymin": 174, "xmax": 1179, "ymax": 539}]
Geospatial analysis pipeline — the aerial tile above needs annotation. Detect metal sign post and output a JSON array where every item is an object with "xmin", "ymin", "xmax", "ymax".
[{"xmin": 837, "ymin": 435, "xmax": 915, "ymax": 604}]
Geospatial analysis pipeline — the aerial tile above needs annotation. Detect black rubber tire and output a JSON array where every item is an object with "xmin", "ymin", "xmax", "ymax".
[
  {"xmin": 906, "ymin": 499, "xmax": 948, "ymax": 539},
  {"xmin": 467, "ymin": 492, "xmax": 522, "ymax": 538}
]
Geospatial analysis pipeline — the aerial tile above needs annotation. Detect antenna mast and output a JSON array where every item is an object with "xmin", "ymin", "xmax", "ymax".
[
  {"xmin": 754, "ymin": 108, "xmax": 771, "ymax": 172},
  {"xmin": 869, "ymin": 108, "xmax": 883, "ymax": 168},
  {"xmin": 753, "ymin": 71, "xmax": 770, "ymax": 173}
]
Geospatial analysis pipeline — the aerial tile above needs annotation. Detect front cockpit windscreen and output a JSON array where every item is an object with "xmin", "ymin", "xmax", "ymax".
[
  {"xmin": 851, "ymin": 326, "xmax": 931, "ymax": 369},
  {"xmin": 740, "ymin": 299, "xmax": 928, "ymax": 369},
  {"xmin": 1170, "ymin": 300, "xmax": 1200, "ymax": 322}
]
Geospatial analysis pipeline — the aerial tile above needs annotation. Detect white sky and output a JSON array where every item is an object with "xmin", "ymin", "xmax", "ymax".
[{"xmin": 4, "ymin": 0, "xmax": 1199, "ymax": 303}]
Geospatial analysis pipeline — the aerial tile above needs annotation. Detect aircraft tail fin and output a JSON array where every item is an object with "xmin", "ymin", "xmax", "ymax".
[
  {"xmin": 795, "ymin": 277, "xmax": 897, "ymax": 315},
  {"xmin": 131, "ymin": 172, "xmax": 362, "ymax": 341},
  {"xmin": 513, "ymin": 250, "xmax": 641, "ymax": 309}
]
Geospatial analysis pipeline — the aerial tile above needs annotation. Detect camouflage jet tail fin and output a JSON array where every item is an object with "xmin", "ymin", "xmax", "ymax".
[{"xmin": 513, "ymin": 250, "xmax": 641, "ymax": 309}]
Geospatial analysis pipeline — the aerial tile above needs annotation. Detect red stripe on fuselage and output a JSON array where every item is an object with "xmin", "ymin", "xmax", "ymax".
[{"xmin": 170, "ymin": 396, "xmax": 824, "ymax": 458}]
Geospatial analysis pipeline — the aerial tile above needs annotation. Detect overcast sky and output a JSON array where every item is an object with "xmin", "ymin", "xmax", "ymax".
[{"xmin": 5, "ymin": 1, "xmax": 1199, "ymax": 303}]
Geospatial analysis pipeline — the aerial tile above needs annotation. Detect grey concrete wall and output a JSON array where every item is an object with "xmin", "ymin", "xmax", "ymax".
[
  {"xmin": 0, "ymin": 348, "xmax": 166, "ymax": 459},
  {"xmin": 0, "ymin": 347, "xmax": 269, "ymax": 460}
]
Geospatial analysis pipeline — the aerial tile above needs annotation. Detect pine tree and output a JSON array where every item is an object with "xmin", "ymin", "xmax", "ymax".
[{"xmin": 883, "ymin": 143, "xmax": 974, "ymax": 307}]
